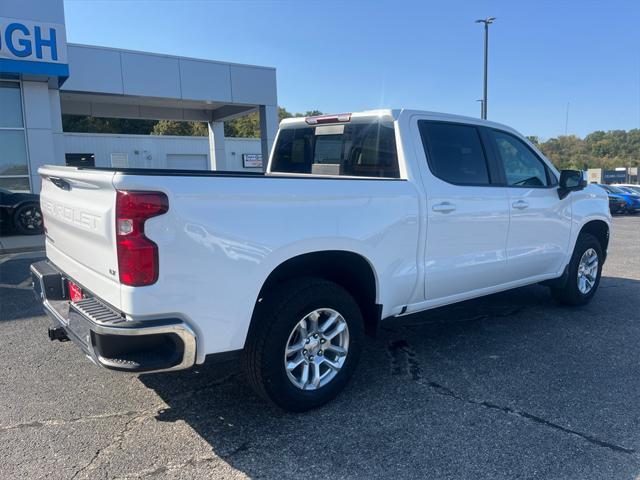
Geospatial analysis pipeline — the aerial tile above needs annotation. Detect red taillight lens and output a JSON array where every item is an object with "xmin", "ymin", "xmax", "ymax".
[{"xmin": 115, "ymin": 191, "xmax": 168, "ymax": 286}]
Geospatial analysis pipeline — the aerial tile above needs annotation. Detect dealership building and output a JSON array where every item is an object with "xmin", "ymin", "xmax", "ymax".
[{"xmin": 1, "ymin": 0, "xmax": 278, "ymax": 192}]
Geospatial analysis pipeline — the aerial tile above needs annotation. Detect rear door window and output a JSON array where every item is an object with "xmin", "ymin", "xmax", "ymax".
[
  {"xmin": 418, "ymin": 121, "xmax": 491, "ymax": 186},
  {"xmin": 271, "ymin": 121, "xmax": 400, "ymax": 178}
]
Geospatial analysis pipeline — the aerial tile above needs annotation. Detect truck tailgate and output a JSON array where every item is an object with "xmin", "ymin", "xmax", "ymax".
[{"xmin": 39, "ymin": 166, "xmax": 122, "ymax": 309}]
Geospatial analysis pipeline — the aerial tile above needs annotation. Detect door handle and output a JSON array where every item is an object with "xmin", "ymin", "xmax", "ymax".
[
  {"xmin": 49, "ymin": 177, "xmax": 71, "ymax": 191},
  {"xmin": 512, "ymin": 200, "xmax": 529, "ymax": 210},
  {"xmin": 432, "ymin": 202, "xmax": 456, "ymax": 213}
]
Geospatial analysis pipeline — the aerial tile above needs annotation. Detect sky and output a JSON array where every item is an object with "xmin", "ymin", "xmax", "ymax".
[{"xmin": 62, "ymin": 0, "xmax": 640, "ymax": 139}]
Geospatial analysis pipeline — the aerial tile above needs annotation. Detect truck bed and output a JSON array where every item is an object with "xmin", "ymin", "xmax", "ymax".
[
  {"xmin": 76, "ymin": 167, "xmax": 267, "ymax": 177},
  {"xmin": 74, "ymin": 166, "xmax": 404, "ymax": 181}
]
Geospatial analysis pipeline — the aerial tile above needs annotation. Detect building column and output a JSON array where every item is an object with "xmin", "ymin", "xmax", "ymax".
[
  {"xmin": 259, "ymin": 105, "xmax": 279, "ymax": 171},
  {"xmin": 49, "ymin": 88, "xmax": 66, "ymax": 168},
  {"xmin": 208, "ymin": 121, "xmax": 227, "ymax": 171},
  {"xmin": 22, "ymin": 81, "xmax": 62, "ymax": 193}
]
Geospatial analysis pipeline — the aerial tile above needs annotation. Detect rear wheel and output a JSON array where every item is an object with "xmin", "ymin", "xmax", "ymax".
[
  {"xmin": 13, "ymin": 203, "xmax": 43, "ymax": 235},
  {"xmin": 242, "ymin": 278, "xmax": 364, "ymax": 412},
  {"xmin": 550, "ymin": 233, "xmax": 603, "ymax": 306}
]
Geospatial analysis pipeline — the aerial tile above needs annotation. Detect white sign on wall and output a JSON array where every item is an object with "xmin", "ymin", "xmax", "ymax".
[
  {"xmin": 242, "ymin": 153, "xmax": 263, "ymax": 168},
  {"xmin": 0, "ymin": 16, "xmax": 68, "ymax": 77},
  {"xmin": 587, "ymin": 168, "xmax": 602, "ymax": 184},
  {"xmin": 110, "ymin": 153, "xmax": 129, "ymax": 168}
]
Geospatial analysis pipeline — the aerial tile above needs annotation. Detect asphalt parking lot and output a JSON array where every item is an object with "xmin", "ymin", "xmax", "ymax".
[{"xmin": 1, "ymin": 217, "xmax": 639, "ymax": 480}]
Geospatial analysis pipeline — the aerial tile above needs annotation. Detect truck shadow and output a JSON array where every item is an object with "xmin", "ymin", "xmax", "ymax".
[
  {"xmin": 0, "ymin": 254, "xmax": 46, "ymax": 322},
  {"xmin": 139, "ymin": 275, "xmax": 640, "ymax": 479}
]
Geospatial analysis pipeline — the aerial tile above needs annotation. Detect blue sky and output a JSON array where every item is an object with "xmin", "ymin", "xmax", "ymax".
[{"xmin": 63, "ymin": 0, "xmax": 640, "ymax": 139}]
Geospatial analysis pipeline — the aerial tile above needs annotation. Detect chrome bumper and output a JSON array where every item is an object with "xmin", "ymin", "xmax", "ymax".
[{"xmin": 30, "ymin": 260, "xmax": 197, "ymax": 373}]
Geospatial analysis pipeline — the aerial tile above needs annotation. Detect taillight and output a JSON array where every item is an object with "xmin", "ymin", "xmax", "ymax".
[{"xmin": 115, "ymin": 190, "xmax": 168, "ymax": 286}]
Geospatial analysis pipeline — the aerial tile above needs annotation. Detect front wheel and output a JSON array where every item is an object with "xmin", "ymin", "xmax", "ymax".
[
  {"xmin": 550, "ymin": 233, "xmax": 603, "ymax": 306},
  {"xmin": 242, "ymin": 278, "xmax": 364, "ymax": 412}
]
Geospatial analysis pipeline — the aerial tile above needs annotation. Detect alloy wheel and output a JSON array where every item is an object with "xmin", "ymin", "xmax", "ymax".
[
  {"xmin": 577, "ymin": 248, "xmax": 598, "ymax": 294},
  {"xmin": 283, "ymin": 308, "xmax": 349, "ymax": 390}
]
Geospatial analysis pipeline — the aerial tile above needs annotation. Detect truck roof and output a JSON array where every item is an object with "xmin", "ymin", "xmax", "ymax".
[{"xmin": 279, "ymin": 108, "xmax": 520, "ymax": 135}]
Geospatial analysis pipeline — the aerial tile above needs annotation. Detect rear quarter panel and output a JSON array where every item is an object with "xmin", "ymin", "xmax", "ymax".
[{"xmin": 112, "ymin": 173, "xmax": 420, "ymax": 360}]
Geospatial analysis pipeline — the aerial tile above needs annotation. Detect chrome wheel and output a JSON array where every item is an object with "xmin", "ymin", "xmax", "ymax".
[
  {"xmin": 284, "ymin": 308, "xmax": 349, "ymax": 391},
  {"xmin": 577, "ymin": 248, "xmax": 598, "ymax": 294}
]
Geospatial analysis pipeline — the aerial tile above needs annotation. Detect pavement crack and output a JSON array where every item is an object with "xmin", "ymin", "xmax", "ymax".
[
  {"xmin": 426, "ymin": 380, "xmax": 636, "ymax": 456},
  {"xmin": 223, "ymin": 441, "xmax": 250, "ymax": 460},
  {"xmin": 113, "ymin": 456, "xmax": 218, "ymax": 479},
  {"xmin": 161, "ymin": 373, "xmax": 236, "ymax": 403},
  {"xmin": 70, "ymin": 410, "xmax": 146, "ymax": 480},
  {"xmin": 0, "ymin": 409, "xmax": 145, "ymax": 433}
]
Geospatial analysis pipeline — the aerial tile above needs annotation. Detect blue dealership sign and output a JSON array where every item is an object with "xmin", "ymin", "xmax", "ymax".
[
  {"xmin": 602, "ymin": 170, "xmax": 627, "ymax": 184},
  {"xmin": 0, "ymin": 17, "xmax": 69, "ymax": 79}
]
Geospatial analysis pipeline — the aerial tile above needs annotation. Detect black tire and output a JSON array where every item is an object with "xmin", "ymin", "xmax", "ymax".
[
  {"xmin": 13, "ymin": 203, "xmax": 43, "ymax": 235},
  {"xmin": 242, "ymin": 277, "xmax": 364, "ymax": 412},
  {"xmin": 550, "ymin": 233, "xmax": 603, "ymax": 306}
]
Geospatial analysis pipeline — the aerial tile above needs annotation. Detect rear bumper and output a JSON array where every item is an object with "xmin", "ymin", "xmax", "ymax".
[{"xmin": 30, "ymin": 260, "xmax": 197, "ymax": 373}]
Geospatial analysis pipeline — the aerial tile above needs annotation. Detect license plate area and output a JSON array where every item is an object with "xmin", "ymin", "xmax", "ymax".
[{"xmin": 67, "ymin": 280, "xmax": 84, "ymax": 303}]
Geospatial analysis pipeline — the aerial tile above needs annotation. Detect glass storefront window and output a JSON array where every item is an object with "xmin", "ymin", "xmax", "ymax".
[
  {"xmin": 0, "ymin": 131, "xmax": 28, "ymax": 175},
  {"xmin": 0, "ymin": 177, "xmax": 30, "ymax": 191},
  {"xmin": 0, "ymin": 82, "xmax": 24, "ymax": 128},
  {"xmin": 0, "ymin": 81, "xmax": 29, "ymax": 192}
]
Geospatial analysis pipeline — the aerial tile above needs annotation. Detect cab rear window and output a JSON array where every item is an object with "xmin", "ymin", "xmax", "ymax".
[{"xmin": 271, "ymin": 121, "xmax": 400, "ymax": 178}]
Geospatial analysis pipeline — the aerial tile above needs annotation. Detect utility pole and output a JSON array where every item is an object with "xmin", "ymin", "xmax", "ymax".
[
  {"xmin": 475, "ymin": 17, "xmax": 495, "ymax": 119},
  {"xmin": 476, "ymin": 99, "xmax": 484, "ymax": 118}
]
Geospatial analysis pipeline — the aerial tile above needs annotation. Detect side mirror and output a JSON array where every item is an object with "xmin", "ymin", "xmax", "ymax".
[{"xmin": 558, "ymin": 170, "xmax": 587, "ymax": 199}]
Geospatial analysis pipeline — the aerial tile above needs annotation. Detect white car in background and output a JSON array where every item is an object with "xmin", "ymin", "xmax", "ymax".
[{"xmin": 31, "ymin": 109, "xmax": 611, "ymax": 411}]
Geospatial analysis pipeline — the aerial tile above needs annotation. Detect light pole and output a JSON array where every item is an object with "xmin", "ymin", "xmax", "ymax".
[{"xmin": 475, "ymin": 16, "xmax": 495, "ymax": 119}]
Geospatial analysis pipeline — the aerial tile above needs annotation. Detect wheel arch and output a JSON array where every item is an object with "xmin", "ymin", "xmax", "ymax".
[
  {"xmin": 12, "ymin": 199, "xmax": 36, "ymax": 211},
  {"xmin": 578, "ymin": 219, "xmax": 610, "ymax": 260},
  {"xmin": 545, "ymin": 217, "xmax": 610, "ymax": 291},
  {"xmin": 252, "ymin": 250, "xmax": 381, "ymax": 337}
]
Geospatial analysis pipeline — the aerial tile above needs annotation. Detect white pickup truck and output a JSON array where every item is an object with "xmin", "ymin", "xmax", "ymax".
[{"xmin": 32, "ymin": 109, "xmax": 611, "ymax": 411}]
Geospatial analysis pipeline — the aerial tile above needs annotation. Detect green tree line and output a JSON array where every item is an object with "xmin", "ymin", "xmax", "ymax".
[
  {"xmin": 62, "ymin": 112, "xmax": 640, "ymax": 170},
  {"xmin": 62, "ymin": 107, "xmax": 322, "ymax": 139},
  {"xmin": 527, "ymin": 130, "xmax": 640, "ymax": 170}
]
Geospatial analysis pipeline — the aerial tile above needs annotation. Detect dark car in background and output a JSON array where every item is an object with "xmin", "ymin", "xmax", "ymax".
[
  {"xmin": 607, "ymin": 194, "xmax": 628, "ymax": 214},
  {"xmin": 596, "ymin": 184, "xmax": 640, "ymax": 214},
  {"xmin": 0, "ymin": 188, "xmax": 44, "ymax": 236}
]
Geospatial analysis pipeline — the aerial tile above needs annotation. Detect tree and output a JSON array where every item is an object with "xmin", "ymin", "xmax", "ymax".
[
  {"xmin": 224, "ymin": 113, "xmax": 260, "ymax": 138},
  {"xmin": 534, "ymin": 129, "xmax": 640, "ymax": 170},
  {"xmin": 152, "ymin": 121, "xmax": 198, "ymax": 136},
  {"xmin": 223, "ymin": 107, "xmax": 324, "ymax": 138},
  {"xmin": 526, "ymin": 135, "xmax": 540, "ymax": 147},
  {"xmin": 62, "ymin": 115, "xmax": 157, "ymax": 134}
]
